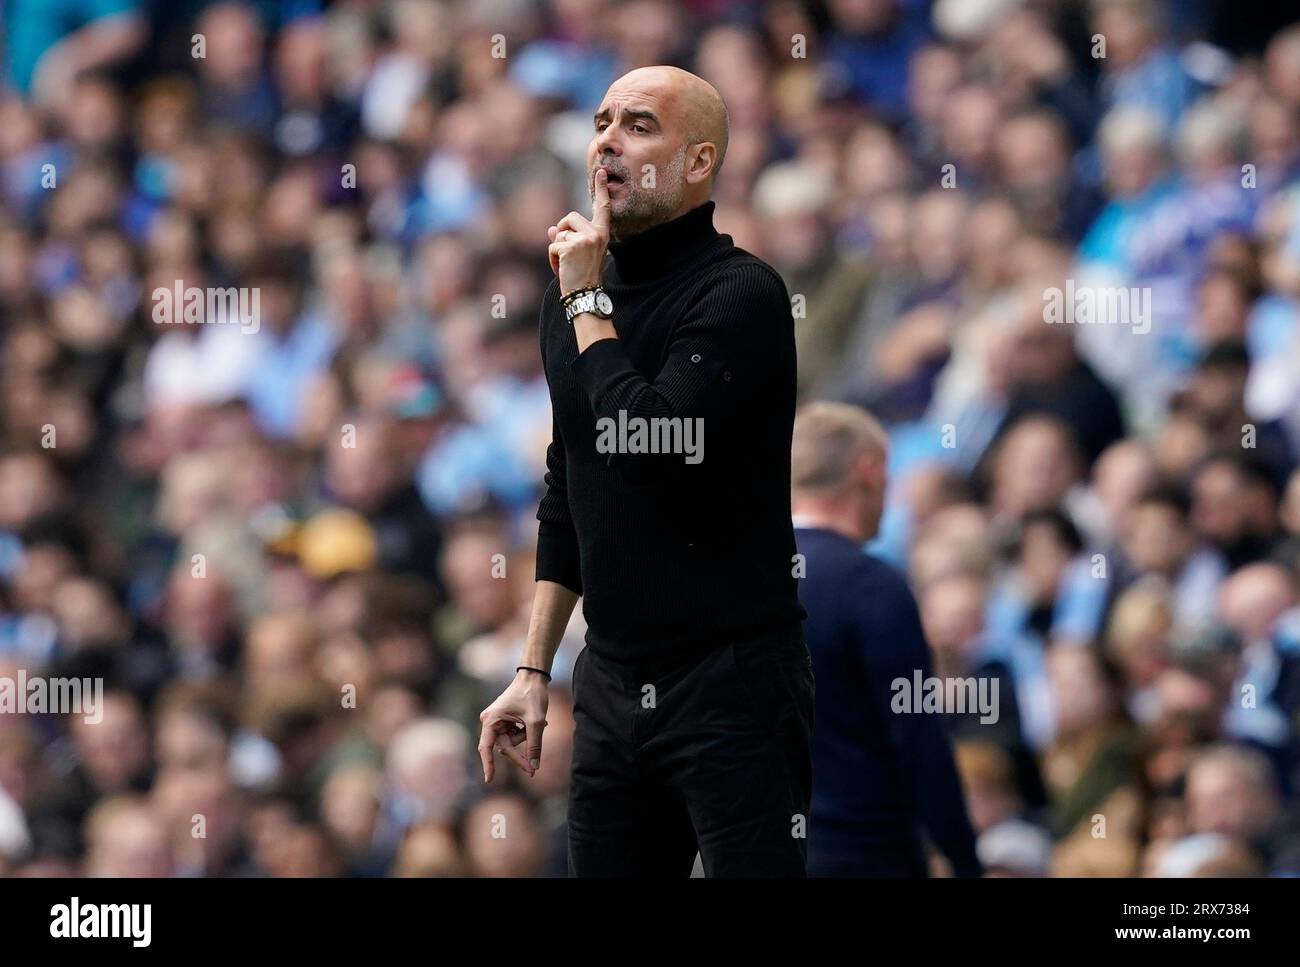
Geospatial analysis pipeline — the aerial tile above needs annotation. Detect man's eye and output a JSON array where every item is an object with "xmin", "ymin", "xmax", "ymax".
[{"xmin": 632, "ymin": 125, "xmax": 648, "ymax": 134}]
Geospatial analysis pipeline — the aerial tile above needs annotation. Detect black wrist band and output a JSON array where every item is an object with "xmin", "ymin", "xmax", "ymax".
[{"xmin": 516, "ymin": 665, "xmax": 552, "ymax": 681}]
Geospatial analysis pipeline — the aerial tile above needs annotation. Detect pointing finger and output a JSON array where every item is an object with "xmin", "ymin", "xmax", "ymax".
[{"xmin": 592, "ymin": 168, "xmax": 611, "ymax": 233}]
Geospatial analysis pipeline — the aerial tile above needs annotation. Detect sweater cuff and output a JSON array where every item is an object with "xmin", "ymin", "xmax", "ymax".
[
  {"xmin": 570, "ymin": 337, "xmax": 631, "ymax": 413},
  {"xmin": 535, "ymin": 520, "xmax": 582, "ymax": 595}
]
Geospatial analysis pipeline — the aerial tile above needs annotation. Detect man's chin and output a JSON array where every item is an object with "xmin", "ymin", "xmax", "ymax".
[
  {"xmin": 606, "ymin": 204, "xmax": 636, "ymax": 238},
  {"xmin": 609, "ymin": 203, "xmax": 670, "ymax": 238}
]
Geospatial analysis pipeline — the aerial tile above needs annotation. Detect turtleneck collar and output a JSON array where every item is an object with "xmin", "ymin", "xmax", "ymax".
[{"xmin": 606, "ymin": 200, "xmax": 721, "ymax": 285}]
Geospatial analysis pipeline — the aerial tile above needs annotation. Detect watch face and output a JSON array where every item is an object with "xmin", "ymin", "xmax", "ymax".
[{"xmin": 595, "ymin": 291, "xmax": 613, "ymax": 315}]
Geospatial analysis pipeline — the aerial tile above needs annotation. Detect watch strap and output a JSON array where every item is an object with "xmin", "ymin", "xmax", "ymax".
[{"xmin": 562, "ymin": 286, "xmax": 609, "ymax": 323}]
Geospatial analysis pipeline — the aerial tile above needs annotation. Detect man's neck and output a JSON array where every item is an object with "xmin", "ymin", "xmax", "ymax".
[
  {"xmin": 611, "ymin": 195, "xmax": 711, "ymax": 240},
  {"xmin": 791, "ymin": 503, "xmax": 868, "ymax": 544},
  {"xmin": 606, "ymin": 200, "xmax": 720, "ymax": 284}
]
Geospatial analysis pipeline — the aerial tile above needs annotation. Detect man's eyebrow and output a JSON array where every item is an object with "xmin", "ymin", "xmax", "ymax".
[
  {"xmin": 623, "ymin": 109, "xmax": 660, "ymax": 126},
  {"xmin": 593, "ymin": 107, "xmax": 661, "ymax": 127}
]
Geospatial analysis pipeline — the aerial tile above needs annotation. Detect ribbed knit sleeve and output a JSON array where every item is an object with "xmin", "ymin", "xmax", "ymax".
[
  {"xmin": 535, "ymin": 302, "xmax": 583, "ymax": 594},
  {"xmin": 570, "ymin": 262, "xmax": 786, "ymax": 424},
  {"xmin": 535, "ymin": 420, "xmax": 582, "ymax": 594}
]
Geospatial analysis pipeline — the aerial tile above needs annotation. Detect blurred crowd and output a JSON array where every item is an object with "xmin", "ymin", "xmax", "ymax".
[{"xmin": 0, "ymin": 0, "xmax": 1298, "ymax": 877}]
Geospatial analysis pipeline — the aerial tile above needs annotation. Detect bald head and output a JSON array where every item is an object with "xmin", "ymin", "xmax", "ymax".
[
  {"xmin": 626, "ymin": 67, "xmax": 729, "ymax": 165},
  {"xmin": 588, "ymin": 66, "xmax": 730, "ymax": 237}
]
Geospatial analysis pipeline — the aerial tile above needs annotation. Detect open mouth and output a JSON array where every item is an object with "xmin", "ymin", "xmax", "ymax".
[{"xmin": 600, "ymin": 169, "xmax": 626, "ymax": 188}]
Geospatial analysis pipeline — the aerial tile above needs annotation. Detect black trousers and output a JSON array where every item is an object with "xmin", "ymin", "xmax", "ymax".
[{"xmin": 567, "ymin": 624, "xmax": 815, "ymax": 877}]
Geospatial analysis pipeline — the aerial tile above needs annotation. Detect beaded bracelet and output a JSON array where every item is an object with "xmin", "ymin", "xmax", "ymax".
[{"xmin": 560, "ymin": 282, "xmax": 600, "ymax": 301}]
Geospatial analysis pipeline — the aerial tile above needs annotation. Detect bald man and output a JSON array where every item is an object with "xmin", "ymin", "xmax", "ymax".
[{"xmin": 478, "ymin": 66, "xmax": 813, "ymax": 876}]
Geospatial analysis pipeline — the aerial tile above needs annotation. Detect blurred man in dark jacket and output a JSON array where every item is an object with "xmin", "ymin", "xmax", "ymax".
[{"xmin": 792, "ymin": 402, "xmax": 981, "ymax": 876}]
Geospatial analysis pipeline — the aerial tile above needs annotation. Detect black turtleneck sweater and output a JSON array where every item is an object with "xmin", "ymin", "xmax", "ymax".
[{"xmin": 535, "ymin": 200, "xmax": 806, "ymax": 662}]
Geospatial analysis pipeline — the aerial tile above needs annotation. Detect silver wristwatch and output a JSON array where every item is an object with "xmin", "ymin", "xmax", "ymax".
[{"xmin": 562, "ymin": 286, "xmax": 614, "ymax": 323}]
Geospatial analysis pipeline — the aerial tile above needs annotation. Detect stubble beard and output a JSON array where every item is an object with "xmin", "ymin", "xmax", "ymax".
[{"xmin": 595, "ymin": 147, "xmax": 687, "ymax": 241}]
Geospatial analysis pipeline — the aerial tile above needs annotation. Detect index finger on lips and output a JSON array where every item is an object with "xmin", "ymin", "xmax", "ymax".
[{"xmin": 592, "ymin": 168, "xmax": 611, "ymax": 233}]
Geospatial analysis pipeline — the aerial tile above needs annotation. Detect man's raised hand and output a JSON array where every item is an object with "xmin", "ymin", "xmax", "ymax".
[{"xmin": 547, "ymin": 168, "xmax": 610, "ymax": 295}]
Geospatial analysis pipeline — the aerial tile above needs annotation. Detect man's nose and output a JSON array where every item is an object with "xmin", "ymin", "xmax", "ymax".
[{"xmin": 593, "ymin": 126, "xmax": 621, "ymax": 157}]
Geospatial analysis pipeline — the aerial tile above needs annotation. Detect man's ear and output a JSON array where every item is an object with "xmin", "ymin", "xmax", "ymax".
[
  {"xmin": 857, "ymin": 449, "xmax": 886, "ymax": 489},
  {"xmin": 685, "ymin": 142, "xmax": 717, "ymax": 185}
]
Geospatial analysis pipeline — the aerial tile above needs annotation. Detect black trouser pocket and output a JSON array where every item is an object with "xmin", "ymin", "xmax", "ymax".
[{"xmin": 729, "ymin": 632, "xmax": 815, "ymax": 736}]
